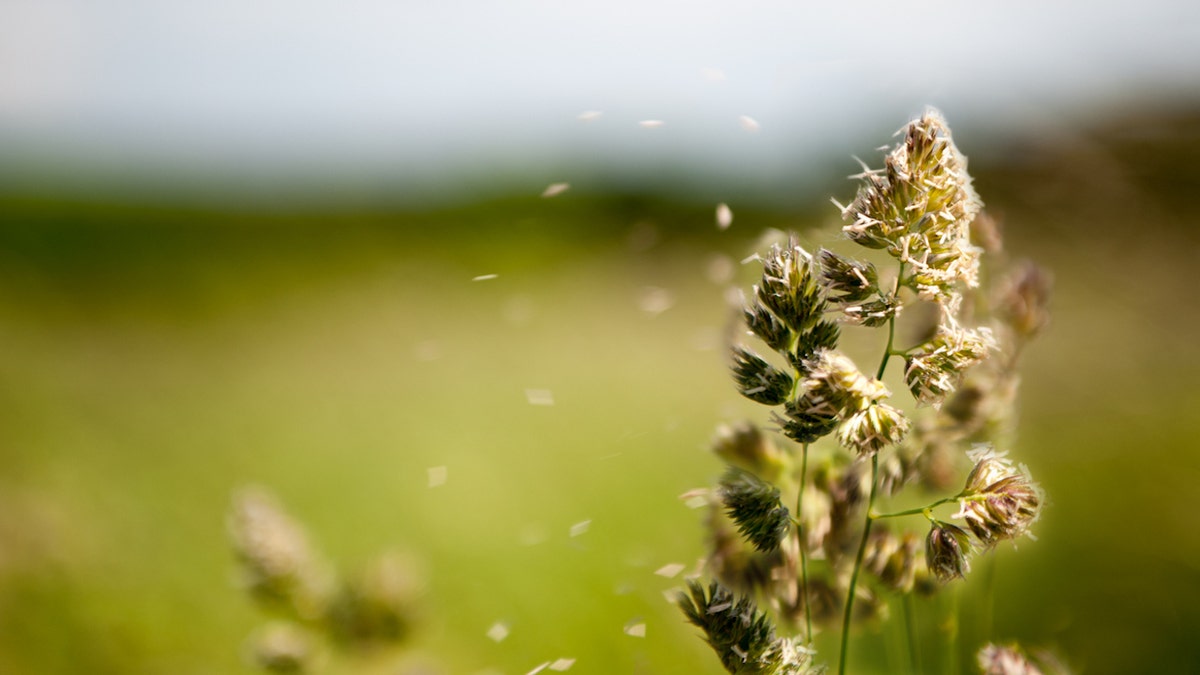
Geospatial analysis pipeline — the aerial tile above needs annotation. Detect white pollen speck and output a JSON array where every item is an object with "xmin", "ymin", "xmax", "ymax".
[
  {"xmin": 578, "ymin": 110, "xmax": 603, "ymax": 121},
  {"xmin": 527, "ymin": 662, "xmax": 550, "ymax": 675},
  {"xmin": 655, "ymin": 563, "xmax": 686, "ymax": 578},
  {"xmin": 716, "ymin": 203, "xmax": 733, "ymax": 230},
  {"xmin": 525, "ymin": 389, "xmax": 555, "ymax": 406},
  {"xmin": 684, "ymin": 495, "xmax": 709, "ymax": 509},
  {"xmin": 691, "ymin": 326, "xmax": 715, "ymax": 353},
  {"xmin": 707, "ymin": 601, "xmax": 732, "ymax": 614},
  {"xmin": 638, "ymin": 287, "xmax": 674, "ymax": 316},
  {"xmin": 549, "ymin": 659, "xmax": 576, "ymax": 671},
  {"xmin": 519, "ymin": 523, "xmax": 548, "ymax": 546},
  {"xmin": 569, "ymin": 520, "xmax": 591, "ymax": 537},
  {"xmin": 662, "ymin": 586, "xmax": 683, "ymax": 603},
  {"xmin": 624, "ymin": 620, "xmax": 647, "ymax": 638},
  {"xmin": 414, "ymin": 340, "xmax": 442, "ymax": 362},
  {"xmin": 701, "ymin": 68, "xmax": 727, "ymax": 81},
  {"xmin": 427, "ymin": 466, "xmax": 447, "ymax": 488},
  {"xmin": 503, "ymin": 295, "xmax": 536, "ymax": 325},
  {"xmin": 706, "ymin": 254, "xmax": 735, "ymax": 284},
  {"xmin": 738, "ymin": 115, "xmax": 761, "ymax": 132},
  {"xmin": 541, "ymin": 182, "xmax": 570, "ymax": 198},
  {"xmin": 473, "ymin": 274, "xmax": 498, "ymax": 282},
  {"xmin": 486, "ymin": 622, "xmax": 509, "ymax": 643},
  {"xmin": 638, "ymin": 120, "xmax": 664, "ymax": 128}
]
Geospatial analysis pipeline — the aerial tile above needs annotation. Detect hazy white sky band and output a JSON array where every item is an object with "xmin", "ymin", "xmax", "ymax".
[{"xmin": 1, "ymin": 0, "xmax": 1198, "ymax": 200}]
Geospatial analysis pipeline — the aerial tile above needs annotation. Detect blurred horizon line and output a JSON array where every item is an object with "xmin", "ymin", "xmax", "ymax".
[{"xmin": 4, "ymin": 90, "xmax": 1199, "ymax": 211}]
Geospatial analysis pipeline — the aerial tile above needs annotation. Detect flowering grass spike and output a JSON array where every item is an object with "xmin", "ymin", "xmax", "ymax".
[{"xmin": 676, "ymin": 109, "xmax": 1054, "ymax": 675}]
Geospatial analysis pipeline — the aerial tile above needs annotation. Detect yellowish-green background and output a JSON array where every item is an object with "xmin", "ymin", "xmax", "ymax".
[{"xmin": 1, "ymin": 111, "xmax": 1199, "ymax": 674}]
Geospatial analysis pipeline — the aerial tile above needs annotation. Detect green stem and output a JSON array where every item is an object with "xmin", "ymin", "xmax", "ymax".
[
  {"xmin": 798, "ymin": 443, "xmax": 813, "ymax": 645},
  {"xmin": 875, "ymin": 263, "xmax": 904, "ymax": 381},
  {"xmin": 981, "ymin": 553, "xmax": 997, "ymax": 648},
  {"xmin": 946, "ymin": 584, "xmax": 961, "ymax": 675},
  {"xmin": 839, "ymin": 272, "xmax": 904, "ymax": 675},
  {"xmin": 877, "ymin": 319, "xmax": 897, "ymax": 380},
  {"xmin": 904, "ymin": 592, "xmax": 920, "ymax": 675},
  {"xmin": 872, "ymin": 495, "xmax": 961, "ymax": 520},
  {"xmin": 837, "ymin": 453, "xmax": 879, "ymax": 675}
]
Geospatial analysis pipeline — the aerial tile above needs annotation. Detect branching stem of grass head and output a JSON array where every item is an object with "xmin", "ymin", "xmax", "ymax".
[
  {"xmin": 839, "ymin": 275, "xmax": 902, "ymax": 675},
  {"xmin": 875, "ymin": 263, "xmax": 904, "ymax": 381},
  {"xmin": 798, "ymin": 443, "xmax": 813, "ymax": 645},
  {"xmin": 871, "ymin": 494, "xmax": 962, "ymax": 521}
]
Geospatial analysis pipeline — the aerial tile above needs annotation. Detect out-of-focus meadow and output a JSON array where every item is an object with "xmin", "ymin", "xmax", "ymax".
[{"xmin": 2, "ymin": 109, "xmax": 1200, "ymax": 675}]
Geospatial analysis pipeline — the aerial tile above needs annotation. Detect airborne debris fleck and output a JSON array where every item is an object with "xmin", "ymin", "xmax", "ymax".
[
  {"xmin": 541, "ymin": 182, "xmax": 570, "ymax": 198},
  {"xmin": 624, "ymin": 619, "xmax": 647, "ymax": 638},
  {"xmin": 472, "ymin": 274, "xmax": 498, "ymax": 282},
  {"xmin": 549, "ymin": 658, "xmax": 576, "ymax": 671},
  {"xmin": 414, "ymin": 340, "xmax": 442, "ymax": 362},
  {"xmin": 525, "ymin": 389, "xmax": 555, "ymax": 406},
  {"xmin": 705, "ymin": 255, "xmax": 735, "ymax": 284},
  {"xmin": 519, "ymin": 524, "xmax": 548, "ymax": 546},
  {"xmin": 486, "ymin": 622, "xmax": 509, "ymax": 643},
  {"xmin": 638, "ymin": 120, "xmax": 664, "ymax": 128},
  {"xmin": 569, "ymin": 520, "xmax": 591, "ymax": 537},
  {"xmin": 679, "ymin": 489, "xmax": 710, "ymax": 509},
  {"xmin": 716, "ymin": 203, "xmax": 733, "ymax": 230},
  {"xmin": 655, "ymin": 563, "xmax": 686, "ymax": 578},
  {"xmin": 427, "ymin": 466, "xmax": 447, "ymax": 488},
  {"xmin": 577, "ymin": 110, "xmax": 603, "ymax": 121},
  {"xmin": 738, "ymin": 115, "xmax": 761, "ymax": 132},
  {"xmin": 637, "ymin": 287, "xmax": 674, "ymax": 316}
]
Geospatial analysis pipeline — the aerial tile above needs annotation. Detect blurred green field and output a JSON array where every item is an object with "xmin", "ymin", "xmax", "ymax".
[{"xmin": 1, "ymin": 112, "xmax": 1199, "ymax": 674}]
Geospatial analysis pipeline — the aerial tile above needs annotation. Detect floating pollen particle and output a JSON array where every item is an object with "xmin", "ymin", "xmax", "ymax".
[
  {"xmin": 679, "ymin": 488, "xmax": 710, "ymax": 510},
  {"xmin": 569, "ymin": 520, "xmax": 591, "ymax": 537},
  {"xmin": 472, "ymin": 274, "xmax": 498, "ymax": 282},
  {"xmin": 638, "ymin": 120, "xmax": 664, "ymax": 128},
  {"xmin": 655, "ymin": 562, "xmax": 686, "ymax": 578},
  {"xmin": 549, "ymin": 658, "xmax": 576, "ymax": 671},
  {"xmin": 541, "ymin": 182, "xmax": 570, "ymax": 198},
  {"xmin": 525, "ymin": 389, "xmax": 555, "ymax": 406},
  {"xmin": 486, "ymin": 622, "xmax": 509, "ymax": 643},
  {"xmin": 427, "ymin": 466, "xmax": 447, "ymax": 488},
  {"xmin": 413, "ymin": 340, "xmax": 442, "ymax": 362},
  {"xmin": 577, "ymin": 110, "xmax": 603, "ymax": 121},
  {"xmin": 738, "ymin": 115, "xmax": 761, "ymax": 132},
  {"xmin": 716, "ymin": 203, "xmax": 733, "ymax": 230},
  {"xmin": 624, "ymin": 619, "xmax": 647, "ymax": 638},
  {"xmin": 637, "ymin": 287, "xmax": 674, "ymax": 316},
  {"xmin": 518, "ymin": 523, "xmax": 548, "ymax": 546}
]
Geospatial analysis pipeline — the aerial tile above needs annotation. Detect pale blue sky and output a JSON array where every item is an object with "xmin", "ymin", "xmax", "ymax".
[{"xmin": 2, "ymin": 0, "xmax": 1198, "ymax": 202}]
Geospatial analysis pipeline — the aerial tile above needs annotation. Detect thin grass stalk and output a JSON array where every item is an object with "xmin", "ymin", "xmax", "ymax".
[
  {"xmin": 838, "ymin": 454, "xmax": 878, "ymax": 675},
  {"xmin": 837, "ymin": 273, "xmax": 901, "ymax": 675},
  {"xmin": 904, "ymin": 592, "xmax": 920, "ymax": 674},
  {"xmin": 798, "ymin": 442, "xmax": 813, "ymax": 645}
]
